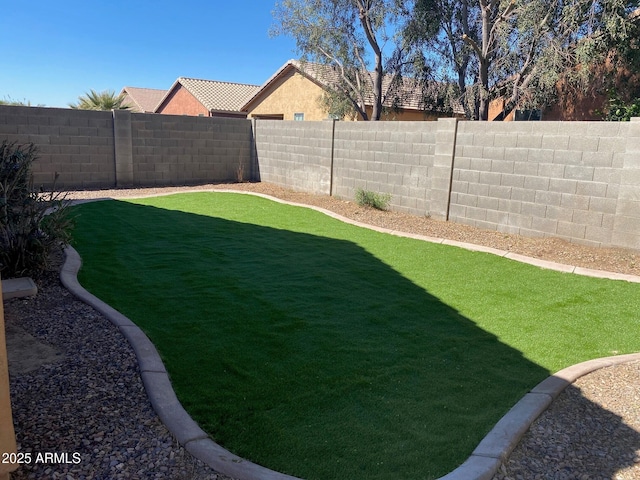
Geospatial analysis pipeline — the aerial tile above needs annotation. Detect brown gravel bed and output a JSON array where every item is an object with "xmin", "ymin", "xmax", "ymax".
[{"xmin": 6, "ymin": 181, "xmax": 640, "ymax": 479}]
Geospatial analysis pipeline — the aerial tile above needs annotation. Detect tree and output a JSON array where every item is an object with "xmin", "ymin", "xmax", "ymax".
[
  {"xmin": 272, "ymin": 0, "xmax": 416, "ymax": 120},
  {"xmin": 498, "ymin": 0, "xmax": 639, "ymax": 120},
  {"xmin": 601, "ymin": 93, "xmax": 640, "ymax": 120},
  {"xmin": 69, "ymin": 89, "xmax": 131, "ymax": 111},
  {"xmin": 409, "ymin": 0, "xmax": 638, "ymax": 120},
  {"xmin": 599, "ymin": 7, "xmax": 640, "ymax": 119},
  {"xmin": 404, "ymin": 0, "xmax": 478, "ymax": 117}
]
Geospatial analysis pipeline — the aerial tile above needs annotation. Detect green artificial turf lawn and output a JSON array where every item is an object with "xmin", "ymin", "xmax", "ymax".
[{"xmin": 71, "ymin": 192, "xmax": 640, "ymax": 480}]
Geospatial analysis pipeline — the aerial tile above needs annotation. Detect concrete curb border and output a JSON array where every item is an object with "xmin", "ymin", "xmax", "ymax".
[
  {"xmin": 220, "ymin": 190, "xmax": 640, "ymax": 284},
  {"xmin": 1, "ymin": 277, "xmax": 38, "ymax": 301},
  {"xmin": 61, "ymin": 189, "xmax": 640, "ymax": 480}
]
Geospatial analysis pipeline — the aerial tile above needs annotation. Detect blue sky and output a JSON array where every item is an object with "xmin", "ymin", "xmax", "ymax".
[{"xmin": 2, "ymin": 0, "xmax": 299, "ymax": 108}]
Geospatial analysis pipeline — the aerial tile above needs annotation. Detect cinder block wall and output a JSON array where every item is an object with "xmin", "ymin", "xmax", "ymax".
[
  {"xmin": 450, "ymin": 121, "xmax": 629, "ymax": 247},
  {"xmin": 612, "ymin": 118, "xmax": 640, "ymax": 249},
  {"xmin": 130, "ymin": 114, "xmax": 252, "ymax": 186},
  {"xmin": 254, "ymin": 117, "xmax": 640, "ymax": 250},
  {"xmin": 0, "ymin": 105, "xmax": 251, "ymax": 189},
  {"xmin": 0, "ymin": 105, "xmax": 116, "ymax": 189},
  {"xmin": 253, "ymin": 119, "xmax": 334, "ymax": 195},
  {"xmin": 1, "ymin": 104, "xmax": 639, "ymax": 250},
  {"xmin": 333, "ymin": 121, "xmax": 438, "ymax": 215}
]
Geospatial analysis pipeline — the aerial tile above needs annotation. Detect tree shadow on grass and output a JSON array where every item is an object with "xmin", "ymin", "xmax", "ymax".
[{"xmin": 71, "ymin": 198, "xmax": 640, "ymax": 480}]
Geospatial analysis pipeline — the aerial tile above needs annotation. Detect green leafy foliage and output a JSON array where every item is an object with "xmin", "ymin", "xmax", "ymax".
[
  {"xmin": 602, "ymin": 91, "xmax": 640, "ymax": 121},
  {"xmin": 0, "ymin": 141, "xmax": 74, "ymax": 278},
  {"xmin": 272, "ymin": 0, "xmax": 413, "ymax": 121},
  {"xmin": 355, "ymin": 187, "xmax": 391, "ymax": 210},
  {"xmin": 408, "ymin": 0, "xmax": 638, "ymax": 120}
]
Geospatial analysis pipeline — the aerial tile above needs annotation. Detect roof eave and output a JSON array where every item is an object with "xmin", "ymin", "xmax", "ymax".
[
  {"xmin": 153, "ymin": 78, "xmax": 183, "ymax": 113},
  {"xmin": 120, "ymin": 90, "xmax": 144, "ymax": 112},
  {"xmin": 240, "ymin": 60, "xmax": 300, "ymax": 111}
]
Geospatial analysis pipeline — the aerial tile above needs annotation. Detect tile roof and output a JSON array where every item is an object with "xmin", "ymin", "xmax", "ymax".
[
  {"xmin": 169, "ymin": 77, "xmax": 261, "ymax": 113},
  {"xmin": 120, "ymin": 87, "xmax": 167, "ymax": 113}
]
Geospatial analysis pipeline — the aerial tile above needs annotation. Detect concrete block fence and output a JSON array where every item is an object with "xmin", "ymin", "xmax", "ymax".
[
  {"xmin": 0, "ymin": 106, "xmax": 116, "ymax": 189},
  {"xmin": 0, "ymin": 104, "xmax": 639, "ymax": 250},
  {"xmin": 449, "ymin": 120, "xmax": 632, "ymax": 248},
  {"xmin": 254, "ymin": 118, "xmax": 640, "ymax": 251},
  {"xmin": 0, "ymin": 105, "xmax": 252, "ymax": 190},
  {"xmin": 332, "ymin": 121, "xmax": 441, "ymax": 215},
  {"xmin": 252, "ymin": 118, "xmax": 334, "ymax": 195}
]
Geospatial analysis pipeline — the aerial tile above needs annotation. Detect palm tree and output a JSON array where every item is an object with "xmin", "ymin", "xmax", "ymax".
[{"xmin": 69, "ymin": 89, "xmax": 132, "ymax": 110}]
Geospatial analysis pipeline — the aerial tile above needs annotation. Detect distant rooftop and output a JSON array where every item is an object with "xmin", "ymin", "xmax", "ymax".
[
  {"xmin": 169, "ymin": 77, "xmax": 260, "ymax": 113},
  {"xmin": 120, "ymin": 87, "xmax": 167, "ymax": 113}
]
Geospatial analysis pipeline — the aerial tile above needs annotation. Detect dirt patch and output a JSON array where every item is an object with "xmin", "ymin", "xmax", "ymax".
[{"xmin": 5, "ymin": 313, "xmax": 65, "ymax": 375}]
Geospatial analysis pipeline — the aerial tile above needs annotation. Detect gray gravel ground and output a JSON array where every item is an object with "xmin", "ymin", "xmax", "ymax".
[{"xmin": 493, "ymin": 361, "xmax": 640, "ymax": 480}]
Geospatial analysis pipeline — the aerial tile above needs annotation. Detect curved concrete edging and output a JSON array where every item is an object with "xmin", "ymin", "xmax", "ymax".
[
  {"xmin": 216, "ymin": 189, "xmax": 640, "ymax": 284},
  {"xmin": 108, "ymin": 187, "xmax": 640, "ymax": 283},
  {"xmin": 61, "ymin": 189, "xmax": 640, "ymax": 480},
  {"xmin": 437, "ymin": 351, "xmax": 640, "ymax": 480}
]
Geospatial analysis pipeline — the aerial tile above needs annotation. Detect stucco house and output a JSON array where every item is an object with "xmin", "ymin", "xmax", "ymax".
[
  {"xmin": 241, "ymin": 60, "xmax": 457, "ymax": 121},
  {"xmin": 120, "ymin": 87, "xmax": 167, "ymax": 113},
  {"xmin": 155, "ymin": 77, "xmax": 260, "ymax": 118}
]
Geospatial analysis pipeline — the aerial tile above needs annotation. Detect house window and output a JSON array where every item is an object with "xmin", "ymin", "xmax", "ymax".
[
  {"xmin": 294, "ymin": 113, "xmax": 304, "ymax": 121},
  {"xmin": 254, "ymin": 114, "xmax": 284, "ymax": 120},
  {"xmin": 515, "ymin": 109, "xmax": 542, "ymax": 121}
]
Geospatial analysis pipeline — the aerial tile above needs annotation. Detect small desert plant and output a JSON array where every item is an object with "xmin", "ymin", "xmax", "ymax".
[
  {"xmin": 0, "ymin": 141, "xmax": 74, "ymax": 278},
  {"xmin": 355, "ymin": 187, "xmax": 391, "ymax": 210},
  {"xmin": 236, "ymin": 162, "xmax": 245, "ymax": 183}
]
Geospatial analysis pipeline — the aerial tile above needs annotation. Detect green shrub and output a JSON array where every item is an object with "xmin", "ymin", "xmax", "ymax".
[
  {"xmin": 0, "ymin": 141, "xmax": 74, "ymax": 278},
  {"xmin": 355, "ymin": 187, "xmax": 391, "ymax": 210},
  {"xmin": 600, "ymin": 90, "xmax": 640, "ymax": 121}
]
